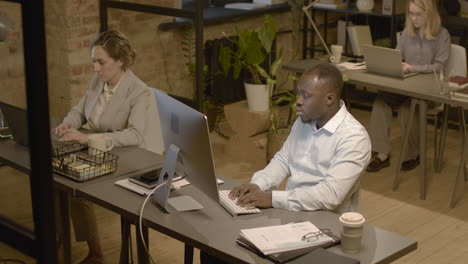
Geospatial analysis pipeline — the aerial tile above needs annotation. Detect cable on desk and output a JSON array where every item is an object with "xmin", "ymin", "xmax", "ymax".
[{"xmin": 139, "ymin": 182, "xmax": 166, "ymax": 264}]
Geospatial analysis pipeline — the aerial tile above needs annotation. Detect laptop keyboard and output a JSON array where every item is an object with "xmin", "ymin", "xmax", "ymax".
[{"xmin": 218, "ymin": 190, "xmax": 261, "ymax": 215}]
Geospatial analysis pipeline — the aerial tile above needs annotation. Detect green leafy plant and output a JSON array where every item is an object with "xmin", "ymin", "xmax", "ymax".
[
  {"xmin": 218, "ymin": 14, "xmax": 283, "ymax": 88},
  {"xmin": 270, "ymin": 88, "xmax": 297, "ymax": 131}
]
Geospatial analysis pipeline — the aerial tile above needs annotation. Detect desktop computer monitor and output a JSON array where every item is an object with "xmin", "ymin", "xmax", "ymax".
[{"xmin": 152, "ymin": 90, "xmax": 219, "ymax": 213}]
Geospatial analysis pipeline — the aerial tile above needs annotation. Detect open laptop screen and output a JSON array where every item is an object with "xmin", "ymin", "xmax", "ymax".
[
  {"xmin": 363, "ymin": 45, "xmax": 418, "ymax": 78},
  {"xmin": 0, "ymin": 101, "xmax": 29, "ymax": 146}
]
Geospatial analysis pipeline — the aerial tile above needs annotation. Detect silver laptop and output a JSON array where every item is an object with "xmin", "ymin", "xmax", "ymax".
[
  {"xmin": 363, "ymin": 44, "xmax": 418, "ymax": 78},
  {"xmin": 0, "ymin": 102, "xmax": 29, "ymax": 146}
]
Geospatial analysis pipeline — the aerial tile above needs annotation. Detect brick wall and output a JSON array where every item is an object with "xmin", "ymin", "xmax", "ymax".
[{"xmin": 0, "ymin": 0, "xmax": 298, "ymax": 120}]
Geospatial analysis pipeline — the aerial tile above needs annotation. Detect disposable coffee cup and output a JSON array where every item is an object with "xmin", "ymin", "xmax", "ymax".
[
  {"xmin": 88, "ymin": 134, "xmax": 113, "ymax": 155},
  {"xmin": 339, "ymin": 212, "xmax": 365, "ymax": 253},
  {"xmin": 331, "ymin": 45, "xmax": 343, "ymax": 64}
]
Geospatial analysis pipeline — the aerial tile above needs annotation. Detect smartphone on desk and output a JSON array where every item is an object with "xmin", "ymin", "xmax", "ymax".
[
  {"xmin": 348, "ymin": 59, "xmax": 363, "ymax": 63},
  {"xmin": 129, "ymin": 168, "xmax": 163, "ymax": 189},
  {"xmin": 0, "ymin": 127, "xmax": 12, "ymax": 139},
  {"xmin": 129, "ymin": 168, "xmax": 184, "ymax": 189}
]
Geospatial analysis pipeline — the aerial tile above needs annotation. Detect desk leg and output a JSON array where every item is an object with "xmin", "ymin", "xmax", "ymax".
[
  {"xmin": 184, "ymin": 244, "xmax": 194, "ymax": 264},
  {"xmin": 58, "ymin": 190, "xmax": 71, "ymax": 264},
  {"xmin": 136, "ymin": 224, "xmax": 149, "ymax": 264},
  {"xmin": 119, "ymin": 216, "xmax": 130, "ymax": 264},
  {"xmin": 436, "ymin": 104, "xmax": 450, "ymax": 173},
  {"xmin": 394, "ymin": 99, "xmax": 417, "ymax": 191},
  {"xmin": 419, "ymin": 101, "xmax": 427, "ymax": 200},
  {"xmin": 451, "ymin": 108, "xmax": 467, "ymax": 208}
]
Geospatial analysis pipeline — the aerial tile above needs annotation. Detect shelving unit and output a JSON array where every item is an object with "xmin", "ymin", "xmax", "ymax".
[
  {"xmin": 100, "ymin": 0, "xmax": 205, "ymax": 110},
  {"xmin": 302, "ymin": 0, "xmax": 405, "ymax": 59}
]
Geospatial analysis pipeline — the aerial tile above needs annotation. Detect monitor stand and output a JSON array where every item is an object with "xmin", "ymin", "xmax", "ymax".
[{"xmin": 152, "ymin": 144, "xmax": 203, "ymax": 213}]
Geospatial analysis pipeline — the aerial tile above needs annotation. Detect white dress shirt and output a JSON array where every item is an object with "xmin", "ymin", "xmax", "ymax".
[
  {"xmin": 89, "ymin": 72, "xmax": 124, "ymax": 127},
  {"xmin": 251, "ymin": 101, "xmax": 371, "ymax": 212}
]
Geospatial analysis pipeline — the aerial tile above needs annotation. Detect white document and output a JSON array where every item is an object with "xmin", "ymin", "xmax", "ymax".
[
  {"xmin": 239, "ymin": 221, "xmax": 334, "ymax": 255},
  {"xmin": 115, "ymin": 177, "xmax": 224, "ymax": 196},
  {"xmin": 338, "ymin": 61, "xmax": 366, "ymax": 70},
  {"xmin": 115, "ymin": 178, "xmax": 190, "ymax": 196}
]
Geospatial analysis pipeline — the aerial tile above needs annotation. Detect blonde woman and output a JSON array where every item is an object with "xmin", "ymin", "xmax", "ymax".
[
  {"xmin": 55, "ymin": 30, "xmax": 163, "ymax": 263},
  {"xmin": 366, "ymin": 0, "xmax": 450, "ymax": 172}
]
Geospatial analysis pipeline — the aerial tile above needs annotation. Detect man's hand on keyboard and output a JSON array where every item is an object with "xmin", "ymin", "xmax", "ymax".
[
  {"xmin": 229, "ymin": 183, "xmax": 260, "ymax": 199},
  {"xmin": 238, "ymin": 190, "xmax": 272, "ymax": 208},
  {"xmin": 230, "ymin": 184, "xmax": 272, "ymax": 208}
]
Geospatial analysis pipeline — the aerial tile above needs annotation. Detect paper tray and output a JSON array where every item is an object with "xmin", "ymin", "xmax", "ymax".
[{"xmin": 52, "ymin": 143, "xmax": 118, "ymax": 182}]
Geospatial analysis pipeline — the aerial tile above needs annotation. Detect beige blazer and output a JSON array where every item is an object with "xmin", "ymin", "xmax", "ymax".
[{"xmin": 63, "ymin": 70, "xmax": 164, "ymax": 154}]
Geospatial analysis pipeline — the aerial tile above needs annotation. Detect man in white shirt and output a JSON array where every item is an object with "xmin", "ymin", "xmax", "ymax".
[
  {"xmin": 230, "ymin": 63, "xmax": 371, "ymax": 212},
  {"xmin": 201, "ymin": 63, "xmax": 371, "ymax": 264}
]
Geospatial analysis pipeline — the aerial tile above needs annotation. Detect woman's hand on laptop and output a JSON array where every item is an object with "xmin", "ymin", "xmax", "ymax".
[
  {"xmin": 402, "ymin": 62, "xmax": 413, "ymax": 73},
  {"xmin": 58, "ymin": 128, "xmax": 88, "ymax": 144},
  {"xmin": 54, "ymin": 122, "xmax": 73, "ymax": 136}
]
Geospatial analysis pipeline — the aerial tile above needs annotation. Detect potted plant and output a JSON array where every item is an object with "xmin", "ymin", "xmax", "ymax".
[
  {"xmin": 218, "ymin": 14, "xmax": 283, "ymax": 112},
  {"xmin": 267, "ymin": 87, "xmax": 297, "ymax": 161}
]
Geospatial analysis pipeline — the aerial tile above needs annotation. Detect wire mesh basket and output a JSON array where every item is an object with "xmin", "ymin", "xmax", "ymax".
[{"xmin": 51, "ymin": 143, "xmax": 118, "ymax": 182}]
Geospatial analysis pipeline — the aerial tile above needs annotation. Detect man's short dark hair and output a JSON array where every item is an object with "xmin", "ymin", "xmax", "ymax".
[{"xmin": 302, "ymin": 63, "xmax": 343, "ymax": 99}]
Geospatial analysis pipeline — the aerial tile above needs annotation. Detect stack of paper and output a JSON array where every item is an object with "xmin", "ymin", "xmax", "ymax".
[
  {"xmin": 237, "ymin": 221, "xmax": 339, "ymax": 263},
  {"xmin": 114, "ymin": 178, "xmax": 190, "ymax": 196},
  {"xmin": 449, "ymin": 76, "xmax": 468, "ymax": 100},
  {"xmin": 338, "ymin": 61, "xmax": 366, "ymax": 70},
  {"xmin": 313, "ymin": 0, "xmax": 346, "ymax": 9},
  {"xmin": 452, "ymin": 86, "xmax": 468, "ymax": 100},
  {"xmin": 450, "ymin": 76, "xmax": 468, "ymax": 86}
]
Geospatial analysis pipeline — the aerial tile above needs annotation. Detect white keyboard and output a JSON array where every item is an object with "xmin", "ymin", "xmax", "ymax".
[{"xmin": 218, "ymin": 190, "xmax": 261, "ymax": 216}]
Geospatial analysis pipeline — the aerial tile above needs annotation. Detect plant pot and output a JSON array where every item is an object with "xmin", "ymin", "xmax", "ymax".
[
  {"xmin": 267, "ymin": 127, "xmax": 291, "ymax": 162},
  {"xmin": 244, "ymin": 82, "xmax": 270, "ymax": 112}
]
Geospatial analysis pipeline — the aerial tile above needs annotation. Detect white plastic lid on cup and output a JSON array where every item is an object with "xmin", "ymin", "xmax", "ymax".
[{"xmin": 339, "ymin": 212, "xmax": 365, "ymax": 227}]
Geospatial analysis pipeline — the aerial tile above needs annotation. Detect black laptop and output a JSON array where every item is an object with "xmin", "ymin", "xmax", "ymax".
[{"xmin": 0, "ymin": 101, "xmax": 29, "ymax": 146}]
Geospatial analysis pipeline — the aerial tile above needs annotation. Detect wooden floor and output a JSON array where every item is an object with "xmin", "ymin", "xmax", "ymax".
[{"xmin": 1, "ymin": 108, "xmax": 468, "ymax": 263}]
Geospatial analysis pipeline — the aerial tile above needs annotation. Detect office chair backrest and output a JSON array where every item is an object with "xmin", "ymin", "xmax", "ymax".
[{"xmin": 446, "ymin": 44, "xmax": 467, "ymax": 77}]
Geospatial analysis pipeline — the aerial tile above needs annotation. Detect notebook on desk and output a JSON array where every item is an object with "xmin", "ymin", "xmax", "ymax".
[
  {"xmin": 362, "ymin": 44, "xmax": 418, "ymax": 79},
  {"xmin": 236, "ymin": 221, "xmax": 340, "ymax": 263}
]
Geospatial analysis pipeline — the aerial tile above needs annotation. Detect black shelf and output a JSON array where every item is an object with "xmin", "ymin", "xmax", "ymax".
[
  {"xmin": 312, "ymin": 6, "xmax": 400, "ymax": 17},
  {"xmin": 159, "ymin": 3, "xmax": 290, "ymax": 31},
  {"xmin": 303, "ymin": 0, "xmax": 403, "ymax": 59},
  {"xmin": 100, "ymin": 0, "xmax": 205, "ymax": 111}
]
